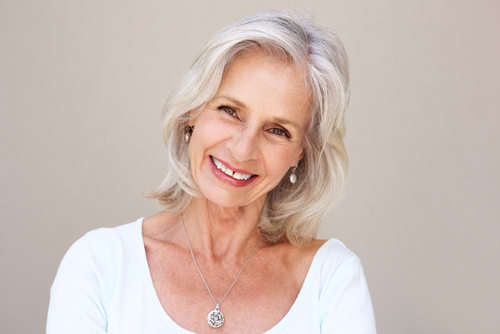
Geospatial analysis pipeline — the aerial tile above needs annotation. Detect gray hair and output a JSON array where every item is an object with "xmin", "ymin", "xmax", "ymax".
[{"xmin": 147, "ymin": 9, "xmax": 350, "ymax": 247}]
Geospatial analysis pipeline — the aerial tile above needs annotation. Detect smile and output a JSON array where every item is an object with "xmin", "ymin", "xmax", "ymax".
[{"xmin": 210, "ymin": 156, "xmax": 254, "ymax": 181}]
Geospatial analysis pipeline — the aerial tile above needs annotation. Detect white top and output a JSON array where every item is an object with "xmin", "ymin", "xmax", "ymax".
[{"xmin": 47, "ymin": 218, "xmax": 377, "ymax": 333}]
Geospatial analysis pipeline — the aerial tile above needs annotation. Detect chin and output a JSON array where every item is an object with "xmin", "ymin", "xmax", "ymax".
[
  {"xmin": 200, "ymin": 188, "xmax": 251, "ymax": 209},
  {"xmin": 194, "ymin": 179, "xmax": 266, "ymax": 210}
]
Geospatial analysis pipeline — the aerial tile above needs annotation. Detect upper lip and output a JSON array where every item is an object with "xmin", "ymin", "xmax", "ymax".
[{"xmin": 210, "ymin": 156, "xmax": 256, "ymax": 176}]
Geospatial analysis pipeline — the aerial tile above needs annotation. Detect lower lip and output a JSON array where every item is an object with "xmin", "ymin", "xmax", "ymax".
[{"xmin": 209, "ymin": 156, "xmax": 258, "ymax": 187}]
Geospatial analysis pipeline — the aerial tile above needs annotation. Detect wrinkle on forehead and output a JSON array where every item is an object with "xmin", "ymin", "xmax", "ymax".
[
  {"xmin": 225, "ymin": 45, "xmax": 311, "ymax": 95},
  {"xmin": 221, "ymin": 48, "xmax": 312, "ymax": 114}
]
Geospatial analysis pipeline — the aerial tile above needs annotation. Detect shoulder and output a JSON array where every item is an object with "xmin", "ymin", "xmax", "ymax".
[
  {"xmin": 66, "ymin": 219, "xmax": 143, "ymax": 258},
  {"xmin": 310, "ymin": 239, "xmax": 365, "ymax": 288},
  {"xmin": 315, "ymin": 239, "xmax": 360, "ymax": 267},
  {"xmin": 265, "ymin": 239, "xmax": 350, "ymax": 291},
  {"xmin": 53, "ymin": 219, "xmax": 144, "ymax": 286},
  {"xmin": 48, "ymin": 219, "xmax": 145, "ymax": 332},
  {"xmin": 283, "ymin": 238, "xmax": 359, "ymax": 275},
  {"xmin": 312, "ymin": 240, "xmax": 377, "ymax": 332},
  {"xmin": 142, "ymin": 211, "xmax": 179, "ymax": 241}
]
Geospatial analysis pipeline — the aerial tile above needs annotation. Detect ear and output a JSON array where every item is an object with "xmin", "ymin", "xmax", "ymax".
[
  {"xmin": 291, "ymin": 148, "xmax": 304, "ymax": 168},
  {"xmin": 186, "ymin": 111, "xmax": 195, "ymax": 127}
]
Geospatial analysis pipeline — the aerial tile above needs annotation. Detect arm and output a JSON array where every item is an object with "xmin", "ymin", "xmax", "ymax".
[
  {"xmin": 320, "ymin": 259, "xmax": 377, "ymax": 334},
  {"xmin": 47, "ymin": 231, "xmax": 113, "ymax": 334}
]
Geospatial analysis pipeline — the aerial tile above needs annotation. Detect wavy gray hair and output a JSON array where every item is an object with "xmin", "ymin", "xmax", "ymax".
[{"xmin": 147, "ymin": 9, "xmax": 350, "ymax": 247}]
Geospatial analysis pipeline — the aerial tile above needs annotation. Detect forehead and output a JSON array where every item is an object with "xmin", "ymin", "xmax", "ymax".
[
  {"xmin": 222, "ymin": 48, "xmax": 308, "ymax": 93},
  {"xmin": 217, "ymin": 49, "xmax": 312, "ymax": 124}
]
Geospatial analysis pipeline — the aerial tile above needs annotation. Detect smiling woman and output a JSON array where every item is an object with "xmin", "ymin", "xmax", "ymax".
[
  {"xmin": 150, "ymin": 11, "xmax": 351, "ymax": 247},
  {"xmin": 47, "ymin": 9, "xmax": 376, "ymax": 334},
  {"xmin": 187, "ymin": 49, "xmax": 309, "ymax": 208}
]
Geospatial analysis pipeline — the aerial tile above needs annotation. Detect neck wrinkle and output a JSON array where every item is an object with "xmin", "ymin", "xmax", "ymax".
[{"xmin": 181, "ymin": 197, "xmax": 265, "ymax": 262}]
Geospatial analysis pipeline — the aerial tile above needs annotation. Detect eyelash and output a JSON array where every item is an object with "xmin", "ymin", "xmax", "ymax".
[
  {"xmin": 218, "ymin": 105, "xmax": 291, "ymax": 138},
  {"xmin": 268, "ymin": 127, "xmax": 290, "ymax": 138},
  {"xmin": 219, "ymin": 106, "xmax": 238, "ymax": 118}
]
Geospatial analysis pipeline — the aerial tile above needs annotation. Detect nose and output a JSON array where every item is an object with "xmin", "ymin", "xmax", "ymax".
[{"xmin": 228, "ymin": 125, "xmax": 260, "ymax": 162}]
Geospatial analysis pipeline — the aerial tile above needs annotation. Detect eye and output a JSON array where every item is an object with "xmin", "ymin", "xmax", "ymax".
[
  {"xmin": 268, "ymin": 128, "xmax": 290, "ymax": 138},
  {"xmin": 219, "ymin": 106, "xmax": 238, "ymax": 118}
]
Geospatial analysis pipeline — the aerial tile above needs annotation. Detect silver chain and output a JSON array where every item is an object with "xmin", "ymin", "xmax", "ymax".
[{"xmin": 180, "ymin": 213, "xmax": 262, "ymax": 308}]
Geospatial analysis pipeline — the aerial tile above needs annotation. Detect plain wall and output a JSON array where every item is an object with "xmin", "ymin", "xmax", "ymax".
[{"xmin": 1, "ymin": 0, "xmax": 499, "ymax": 333}]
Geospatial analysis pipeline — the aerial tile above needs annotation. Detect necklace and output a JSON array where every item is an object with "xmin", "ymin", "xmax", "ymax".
[{"xmin": 180, "ymin": 213, "xmax": 262, "ymax": 329}]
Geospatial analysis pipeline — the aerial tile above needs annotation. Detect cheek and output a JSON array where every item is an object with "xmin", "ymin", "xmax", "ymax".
[
  {"xmin": 189, "ymin": 116, "xmax": 230, "ymax": 159},
  {"xmin": 262, "ymin": 143, "xmax": 300, "ymax": 176}
]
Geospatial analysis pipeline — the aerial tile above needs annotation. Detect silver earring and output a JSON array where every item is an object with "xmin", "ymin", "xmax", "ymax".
[
  {"xmin": 185, "ymin": 125, "xmax": 193, "ymax": 143},
  {"xmin": 290, "ymin": 166, "xmax": 297, "ymax": 184}
]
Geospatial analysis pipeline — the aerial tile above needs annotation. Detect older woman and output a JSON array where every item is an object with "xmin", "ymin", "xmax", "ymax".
[{"xmin": 47, "ymin": 10, "xmax": 376, "ymax": 334}]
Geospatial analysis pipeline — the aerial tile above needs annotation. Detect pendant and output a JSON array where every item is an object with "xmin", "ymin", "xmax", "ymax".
[{"xmin": 207, "ymin": 304, "xmax": 224, "ymax": 328}]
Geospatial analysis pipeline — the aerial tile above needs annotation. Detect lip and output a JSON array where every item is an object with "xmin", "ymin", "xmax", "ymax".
[{"xmin": 208, "ymin": 155, "xmax": 259, "ymax": 187}]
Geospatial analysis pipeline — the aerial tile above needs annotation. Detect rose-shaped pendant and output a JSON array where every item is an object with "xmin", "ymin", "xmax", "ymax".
[{"xmin": 207, "ymin": 305, "xmax": 224, "ymax": 328}]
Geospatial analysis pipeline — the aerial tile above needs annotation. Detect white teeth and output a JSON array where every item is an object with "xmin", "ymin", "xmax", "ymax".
[{"xmin": 211, "ymin": 156, "xmax": 252, "ymax": 181}]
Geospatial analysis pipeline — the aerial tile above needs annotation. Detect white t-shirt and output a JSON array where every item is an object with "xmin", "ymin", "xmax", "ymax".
[{"xmin": 47, "ymin": 218, "xmax": 377, "ymax": 333}]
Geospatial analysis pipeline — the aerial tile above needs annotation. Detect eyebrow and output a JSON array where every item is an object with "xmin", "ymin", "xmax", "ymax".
[
  {"xmin": 216, "ymin": 96, "xmax": 247, "ymax": 108},
  {"xmin": 270, "ymin": 117, "xmax": 302, "ymax": 132},
  {"xmin": 215, "ymin": 96, "xmax": 303, "ymax": 132}
]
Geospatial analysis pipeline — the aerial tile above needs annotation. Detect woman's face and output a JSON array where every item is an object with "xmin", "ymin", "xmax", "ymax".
[{"xmin": 188, "ymin": 49, "xmax": 311, "ymax": 209}]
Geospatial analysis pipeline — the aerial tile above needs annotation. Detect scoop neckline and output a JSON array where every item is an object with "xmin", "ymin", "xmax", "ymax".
[{"xmin": 135, "ymin": 217, "xmax": 336, "ymax": 334}]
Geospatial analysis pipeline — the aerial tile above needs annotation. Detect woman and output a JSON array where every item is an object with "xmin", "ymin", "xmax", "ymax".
[{"xmin": 47, "ymin": 10, "xmax": 376, "ymax": 334}]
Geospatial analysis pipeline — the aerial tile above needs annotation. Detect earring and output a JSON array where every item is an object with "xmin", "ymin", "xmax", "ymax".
[
  {"xmin": 185, "ymin": 125, "xmax": 193, "ymax": 143},
  {"xmin": 290, "ymin": 166, "xmax": 298, "ymax": 184}
]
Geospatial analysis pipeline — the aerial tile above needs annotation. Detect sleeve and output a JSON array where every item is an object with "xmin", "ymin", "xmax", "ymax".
[
  {"xmin": 319, "ymin": 258, "xmax": 377, "ymax": 334},
  {"xmin": 47, "ymin": 230, "xmax": 114, "ymax": 334}
]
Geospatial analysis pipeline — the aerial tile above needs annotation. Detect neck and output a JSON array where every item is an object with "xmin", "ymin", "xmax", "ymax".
[{"xmin": 181, "ymin": 196, "xmax": 265, "ymax": 261}]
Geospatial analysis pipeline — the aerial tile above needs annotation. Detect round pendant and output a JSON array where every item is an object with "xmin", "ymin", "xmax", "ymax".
[{"xmin": 207, "ymin": 308, "xmax": 224, "ymax": 328}]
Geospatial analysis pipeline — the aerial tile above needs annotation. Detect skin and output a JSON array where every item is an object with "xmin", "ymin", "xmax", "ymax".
[{"xmin": 143, "ymin": 49, "xmax": 326, "ymax": 333}]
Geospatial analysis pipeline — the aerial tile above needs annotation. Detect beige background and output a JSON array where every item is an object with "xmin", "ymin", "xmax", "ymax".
[{"xmin": 1, "ymin": 0, "xmax": 499, "ymax": 333}]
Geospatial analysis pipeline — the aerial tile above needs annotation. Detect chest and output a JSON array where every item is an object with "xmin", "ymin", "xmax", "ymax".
[{"xmin": 145, "ymin": 246, "xmax": 308, "ymax": 334}]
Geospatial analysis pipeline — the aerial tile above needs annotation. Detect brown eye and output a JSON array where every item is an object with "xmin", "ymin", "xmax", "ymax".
[
  {"xmin": 269, "ymin": 128, "xmax": 290, "ymax": 138},
  {"xmin": 220, "ymin": 106, "xmax": 237, "ymax": 118}
]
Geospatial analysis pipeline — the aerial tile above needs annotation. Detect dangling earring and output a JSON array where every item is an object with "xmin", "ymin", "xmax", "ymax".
[
  {"xmin": 290, "ymin": 166, "xmax": 298, "ymax": 184},
  {"xmin": 185, "ymin": 125, "xmax": 193, "ymax": 143}
]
